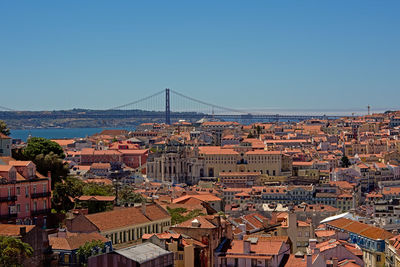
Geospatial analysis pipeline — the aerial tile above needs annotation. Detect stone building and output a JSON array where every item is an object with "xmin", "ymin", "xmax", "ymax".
[{"xmin": 146, "ymin": 143, "xmax": 205, "ymax": 185}]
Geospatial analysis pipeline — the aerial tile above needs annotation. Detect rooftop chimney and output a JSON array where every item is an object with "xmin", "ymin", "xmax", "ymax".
[
  {"xmin": 19, "ymin": 226, "xmax": 26, "ymax": 236},
  {"xmin": 332, "ymin": 257, "xmax": 338, "ymax": 267},
  {"xmin": 141, "ymin": 203, "xmax": 146, "ymax": 216},
  {"xmin": 307, "ymin": 254, "xmax": 312, "ymax": 266},
  {"xmin": 191, "ymin": 219, "xmax": 201, "ymax": 227},
  {"xmin": 243, "ymin": 240, "xmax": 251, "ymax": 254},
  {"xmin": 309, "ymin": 239, "xmax": 317, "ymax": 250}
]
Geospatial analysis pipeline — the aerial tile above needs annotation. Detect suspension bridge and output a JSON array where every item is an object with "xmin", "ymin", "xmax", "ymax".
[{"xmin": 0, "ymin": 89, "xmax": 344, "ymax": 123}]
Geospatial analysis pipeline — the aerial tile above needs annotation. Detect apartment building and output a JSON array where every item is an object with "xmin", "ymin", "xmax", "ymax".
[
  {"xmin": 66, "ymin": 203, "xmax": 171, "ymax": 246},
  {"xmin": 0, "ymin": 158, "xmax": 51, "ymax": 227}
]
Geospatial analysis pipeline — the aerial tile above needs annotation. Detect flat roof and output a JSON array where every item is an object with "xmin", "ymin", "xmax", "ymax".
[{"xmin": 115, "ymin": 242, "xmax": 172, "ymax": 264}]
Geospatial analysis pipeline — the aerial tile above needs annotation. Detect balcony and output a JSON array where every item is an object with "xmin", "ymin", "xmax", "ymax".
[
  {"xmin": 31, "ymin": 209, "xmax": 51, "ymax": 216},
  {"xmin": 31, "ymin": 192, "xmax": 51, "ymax": 199},
  {"xmin": 0, "ymin": 213, "xmax": 17, "ymax": 220},
  {"xmin": 0, "ymin": 196, "xmax": 17, "ymax": 202}
]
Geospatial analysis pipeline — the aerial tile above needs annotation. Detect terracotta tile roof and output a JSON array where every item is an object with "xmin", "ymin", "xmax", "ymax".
[
  {"xmin": 285, "ymin": 255, "xmax": 307, "ymax": 267},
  {"xmin": 142, "ymin": 232, "xmax": 181, "ymax": 240},
  {"xmin": 292, "ymin": 161, "xmax": 314, "ymax": 166},
  {"xmin": 315, "ymin": 230, "xmax": 336, "ymax": 238},
  {"xmin": 198, "ymin": 146, "xmax": 239, "ymax": 155},
  {"xmin": 8, "ymin": 160, "xmax": 33, "ymax": 167},
  {"xmin": 245, "ymin": 150, "xmax": 282, "ymax": 155},
  {"xmin": 119, "ymin": 149, "xmax": 148, "ymax": 155},
  {"xmin": 338, "ymin": 260, "xmax": 360, "ymax": 267},
  {"xmin": 297, "ymin": 220, "xmax": 310, "ymax": 227},
  {"xmin": 51, "ymin": 139, "xmax": 75, "ymax": 147},
  {"xmin": 85, "ymin": 204, "xmax": 170, "ymax": 231},
  {"xmin": 174, "ymin": 215, "xmax": 217, "ymax": 229},
  {"xmin": 172, "ymin": 194, "xmax": 221, "ymax": 203},
  {"xmin": 76, "ymin": 195, "xmax": 116, "ymax": 202},
  {"xmin": 243, "ymin": 213, "xmax": 269, "ymax": 229},
  {"xmin": 0, "ymin": 165, "xmax": 14, "ymax": 172},
  {"xmin": 227, "ymin": 239, "xmax": 284, "ymax": 255},
  {"xmin": 382, "ymin": 187, "xmax": 400, "ymax": 195},
  {"xmin": 315, "ymin": 239, "xmax": 341, "ymax": 252},
  {"xmin": 0, "ymin": 133, "xmax": 11, "ymax": 139},
  {"xmin": 49, "ymin": 232, "xmax": 108, "ymax": 250},
  {"xmin": 182, "ymin": 237, "xmax": 207, "ymax": 248},
  {"xmin": 326, "ymin": 218, "xmax": 394, "ymax": 240},
  {"xmin": 90, "ymin": 163, "xmax": 111, "ymax": 169},
  {"xmin": 0, "ymin": 224, "xmax": 35, "ymax": 236}
]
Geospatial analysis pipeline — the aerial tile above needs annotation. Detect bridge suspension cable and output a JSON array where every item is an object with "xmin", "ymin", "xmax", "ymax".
[
  {"xmin": 0, "ymin": 105, "xmax": 15, "ymax": 111},
  {"xmin": 108, "ymin": 89, "xmax": 165, "ymax": 110},
  {"xmin": 170, "ymin": 89, "xmax": 248, "ymax": 115}
]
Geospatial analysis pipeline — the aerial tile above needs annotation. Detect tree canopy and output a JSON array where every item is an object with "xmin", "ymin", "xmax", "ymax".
[
  {"xmin": 14, "ymin": 137, "xmax": 69, "ymax": 188},
  {"xmin": 23, "ymin": 137, "xmax": 65, "ymax": 159},
  {"xmin": 0, "ymin": 120, "xmax": 10, "ymax": 136},
  {"xmin": 118, "ymin": 186, "xmax": 145, "ymax": 206},
  {"xmin": 52, "ymin": 176, "xmax": 84, "ymax": 212},
  {"xmin": 340, "ymin": 155, "xmax": 351, "ymax": 168},
  {"xmin": 77, "ymin": 240, "xmax": 105, "ymax": 266},
  {"xmin": 0, "ymin": 236, "xmax": 33, "ymax": 267},
  {"xmin": 167, "ymin": 207, "xmax": 205, "ymax": 225},
  {"xmin": 52, "ymin": 176, "xmax": 115, "ymax": 214}
]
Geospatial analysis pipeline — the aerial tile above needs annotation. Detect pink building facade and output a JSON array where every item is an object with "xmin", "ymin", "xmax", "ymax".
[{"xmin": 0, "ymin": 159, "xmax": 51, "ymax": 227}]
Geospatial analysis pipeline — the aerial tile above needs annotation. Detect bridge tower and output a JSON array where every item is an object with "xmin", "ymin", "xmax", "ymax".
[{"xmin": 165, "ymin": 88, "xmax": 171, "ymax": 124}]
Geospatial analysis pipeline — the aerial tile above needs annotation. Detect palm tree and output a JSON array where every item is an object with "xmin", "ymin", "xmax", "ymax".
[{"xmin": 0, "ymin": 236, "xmax": 33, "ymax": 267}]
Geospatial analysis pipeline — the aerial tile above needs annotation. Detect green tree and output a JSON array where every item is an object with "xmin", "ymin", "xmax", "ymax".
[
  {"xmin": 0, "ymin": 236, "xmax": 33, "ymax": 267},
  {"xmin": 167, "ymin": 207, "xmax": 205, "ymax": 225},
  {"xmin": 83, "ymin": 183, "xmax": 114, "ymax": 196},
  {"xmin": 256, "ymin": 125, "xmax": 262, "ymax": 137},
  {"xmin": 52, "ymin": 176, "xmax": 84, "ymax": 213},
  {"xmin": 247, "ymin": 132, "xmax": 255, "ymax": 138},
  {"xmin": 341, "ymin": 156, "xmax": 351, "ymax": 168},
  {"xmin": 82, "ymin": 183, "xmax": 114, "ymax": 214},
  {"xmin": 23, "ymin": 137, "xmax": 65, "ymax": 159},
  {"xmin": 77, "ymin": 240, "xmax": 105, "ymax": 266},
  {"xmin": 118, "ymin": 186, "xmax": 145, "ymax": 206},
  {"xmin": 0, "ymin": 120, "xmax": 10, "ymax": 136},
  {"xmin": 22, "ymin": 138, "xmax": 68, "ymax": 188},
  {"xmin": 34, "ymin": 152, "xmax": 69, "ymax": 187}
]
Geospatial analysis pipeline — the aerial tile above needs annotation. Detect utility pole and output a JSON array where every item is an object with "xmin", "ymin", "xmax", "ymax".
[{"xmin": 165, "ymin": 88, "xmax": 171, "ymax": 125}]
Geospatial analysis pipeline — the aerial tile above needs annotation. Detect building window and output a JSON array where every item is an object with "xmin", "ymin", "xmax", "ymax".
[
  {"xmin": 17, "ymin": 204, "xmax": 20, "ymax": 213},
  {"xmin": 17, "ymin": 187, "xmax": 20, "ymax": 195},
  {"xmin": 43, "ymin": 184, "xmax": 47, "ymax": 193},
  {"xmin": 43, "ymin": 200, "xmax": 47, "ymax": 210},
  {"xmin": 377, "ymin": 255, "xmax": 381, "ymax": 262},
  {"xmin": 34, "ymin": 201, "xmax": 37, "ymax": 211},
  {"xmin": 26, "ymin": 204, "xmax": 29, "ymax": 212},
  {"xmin": 64, "ymin": 254, "xmax": 69, "ymax": 263}
]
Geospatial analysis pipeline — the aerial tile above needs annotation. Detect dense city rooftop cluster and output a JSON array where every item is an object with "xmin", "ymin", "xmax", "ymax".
[{"xmin": 2, "ymin": 111, "xmax": 400, "ymax": 266}]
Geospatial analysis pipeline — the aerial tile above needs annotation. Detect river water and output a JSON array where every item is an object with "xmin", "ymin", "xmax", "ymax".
[{"xmin": 10, "ymin": 127, "xmax": 135, "ymax": 141}]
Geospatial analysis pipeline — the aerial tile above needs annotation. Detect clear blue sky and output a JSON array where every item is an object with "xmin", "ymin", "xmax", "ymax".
[{"xmin": 1, "ymin": 1, "xmax": 399, "ymax": 114}]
